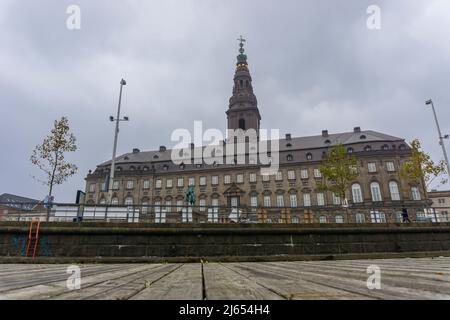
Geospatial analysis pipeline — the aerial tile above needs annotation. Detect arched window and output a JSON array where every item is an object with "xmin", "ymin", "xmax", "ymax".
[
  {"xmin": 99, "ymin": 199, "xmax": 106, "ymax": 205},
  {"xmin": 111, "ymin": 197, "xmax": 119, "ymax": 205},
  {"xmin": 306, "ymin": 153, "xmax": 313, "ymax": 161},
  {"xmin": 370, "ymin": 182, "xmax": 382, "ymax": 202},
  {"xmin": 125, "ymin": 197, "xmax": 133, "ymax": 206},
  {"xmin": 319, "ymin": 216, "xmax": 328, "ymax": 224},
  {"xmin": 411, "ymin": 187, "xmax": 421, "ymax": 201},
  {"xmin": 287, "ymin": 154, "xmax": 293, "ymax": 161},
  {"xmin": 238, "ymin": 119, "xmax": 246, "ymax": 130},
  {"xmin": 355, "ymin": 213, "xmax": 366, "ymax": 224},
  {"xmin": 364, "ymin": 145, "xmax": 372, "ymax": 152},
  {"xmin": 360, "ymin": 135, "xmax": 367, "ymax": 140},
  {"xmin": 352, "ymin": 183, "xmax": 363, "ymax": 203},
  {"xmin": 389, "ymin": 181, "xmax": 401, "ymax": 201}
]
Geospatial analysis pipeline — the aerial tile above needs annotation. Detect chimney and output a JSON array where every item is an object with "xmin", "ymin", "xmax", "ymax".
[
  {"xmin": 159, "ymin": 146, "xmax": 166, "ymax": 152},
  {"xmin": 132, "ymin": 148, "xmax": 140, "ymax": 154},
  {"xmin": 322, "ymin": 130, "xmax": 329, "ymax": 137},
  {"xmin": 354, "ymin": 127, "xmax": 361, "ymax": 133},
  {"xmin": 286, "ymin": 133, "xmax": 292, "ymax": 140}
]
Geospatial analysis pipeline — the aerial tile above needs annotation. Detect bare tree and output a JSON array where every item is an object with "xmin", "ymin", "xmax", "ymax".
[{"xmin": 31, "ymin": 117, "xmax": 78, "ymax": 221}]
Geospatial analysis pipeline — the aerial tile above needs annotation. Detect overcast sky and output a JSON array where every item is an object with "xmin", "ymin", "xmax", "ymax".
[{"xmin": 1, "ymin": 0, "xmax": 449, "ymax": 202}]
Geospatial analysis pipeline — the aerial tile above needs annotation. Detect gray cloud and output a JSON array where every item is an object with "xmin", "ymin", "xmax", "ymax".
[{"xmin": 1, "ymin": 0, "xmax": 449, "ymax": 202}]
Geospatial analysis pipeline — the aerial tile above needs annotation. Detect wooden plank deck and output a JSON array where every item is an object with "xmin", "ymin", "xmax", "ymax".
[{"xmin": 0, "ymin": 257, "xmax": 449, "ymax": 300}]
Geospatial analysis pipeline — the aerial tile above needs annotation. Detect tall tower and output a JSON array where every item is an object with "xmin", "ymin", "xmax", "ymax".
[{"xmin": 226, "ymin": 36, "xmax": 261, "ymax": 137}]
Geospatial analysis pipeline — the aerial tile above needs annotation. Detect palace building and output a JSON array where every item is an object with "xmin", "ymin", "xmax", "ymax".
[{"xmin": 84, "ymin": 40, "xmax": 426, "ymax": 221}]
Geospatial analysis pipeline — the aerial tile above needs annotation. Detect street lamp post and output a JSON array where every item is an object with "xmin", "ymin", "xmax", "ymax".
[
  {"xmin": 107, "ymin": 79, "xmax": 129, "ymax": 205},
  {"xmin": 426, "ymin": 99, "xmax": 450, "ymax": 180}
]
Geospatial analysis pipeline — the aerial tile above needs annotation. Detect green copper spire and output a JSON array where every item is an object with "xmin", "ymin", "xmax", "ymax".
[{"xmin": 236, "ymin": 35, "xmax": 248, "ymax": 68}]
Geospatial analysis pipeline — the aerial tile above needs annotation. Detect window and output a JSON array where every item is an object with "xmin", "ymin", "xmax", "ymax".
[
  {"xmin": 368, "ymin": 163, "xmax": 377, "ymax": 173},
  {"xmin": 263, "ymin": 196, "xmax": 271, "ymax": 207},
  {"xmin": 370, "ymin": 182, "xmax": 382, "ymax": 202},
  {"xmin": 335, "ymin": 215, "xmax": 344, "ymax": 224},
  {"xmin": 371, "ymin": 211, "xmax": 386, "ymax": 223},
  {"xmin": 125, "ymin": 180, "xmax": 133, "ymax": 190},
  {"xmin": 411, "ymin": 187, "xmax": 421, "ymax": 201},
  {"xmin": 212, "ymin": 198, "xmax": 219, "ymax": 208},
  {"xmin": 142, "ymin": 201, "xmax": 149, "ymax": 214},
  {"xmin": 386, "ymin": 161, "xmax": 395, "ymax": 172},
  {"xmin": 306, "ymin": 153, "xmax": 313, "ymax": 161},
  {"xmin": 212, "ymin": 176, "xmax": 219, "ymax": 185},
  {"xmin": 317, "ymin": 193, "xmax": 325, "ymax": 206},
  {"xmin": 238, "ymin": 119, "xmax": 246, "ymax": 130},
  {"xmin": 438, "ymin": 199, "xmax": 445, "ymax": 204},
  {"xmin": 250, "ymin": 196, "xmax": 258, "ymax": 208},
  {"xmin": 355, "ymin": 213, "xmax": 366, "ymax": 224},
  {"xmin": 364, "ymin": 145, "xmax": 372, "ymax": 152},
  {"xmin": 101, "ymin": 182, "xmax": 106, "ymax": 192},
  {"xmin": 382, "ymin": 145, "xmax": 389, "ymax": 151},
  {"xmin": 99, "ymin": 198, "xmax": 106, "ymax": 205},
  {"xmin": 199, "ymin": 199, "xmax": 206, "ymax": 212},
  {"xmin": 199, "ymin": 176, "xmax": 206, "ymax": 186},
  {"xmin": 389, "ymin": 181, "xmax": 401, "ymax": 201},
  {"xmin": 287, "ymin": 154, "xmax": 293, "ymax": 161},
  {"xmin": 176, "ymin": 200, "xmax": 183, "ymax": 212},
  {"xmin": 188, "ymin": 177, "xmax": 195, "ymax": 186},
  {"xmin": 319, "ymin": 216, "xmax": 327, "ymax": 224},
  {"xmin": 224, "ymin": 175, "xmax": 231, "ymax": 184},
  {"xmin": 332, "ymin": 193, "xmax": 341, "ymax": 206},
  {"xmin": 347, "ymin": 148, "xmax": 354, "ymax": 154},
  {"xmin": 165, "ymin": 201, "xmax": 172, "ymax": 213},
  {"xmin": 303, "ymin": 193, "xmax": 311, "ymax": 207},
  {"xmin": 177, "ymin": 178, "xmax": 184, "ymax": 187},
  {"xmin": 276, "ymin": 195, "xmax": 284, "ymax": 207},
  {"xmin": 89, "ymin": 183, "xmax": 96, "ymax": 193},
  {"xmin": 166, "ymin": 179, "xmax": 173, "ymax": 188},
  {"xmin": 276, "ymin": 171, "xmax": 283, "ymax": 181},
  {"xmin": 290, "ymin": 194, "xmax": 298, "ymax": 207},
  {"xmin": 125, "ymin": 197, "xmax": 133, "ymax": 206},
  {"xmin": 143, "ymin": 180, "xmax": 150, "ymax": 190},
  {"xmin": 352, "ymin": 184, "xmax": 363, "ymax": 203},
  {"xmin": 262, "ymin": 174, "xmax": 270, "ymax": 182},
  {"xmin": 113, "ymin": 180, "xmax": 119, "ymax": 190},
  {"xmin": 236, "ymin": 174, "xmax": 244, "ymax": 184},
  {"xmin": 111, "ymin": 197, "xmax": 119, "ymax": 205},
  {"xmin": 313, "ymin": 169, "xmax": 322, "ymax": 178},
  {"xmin": 250, "ymin": 173, "xmax": 257, "ymax": 183},
  {"xmin": 287, "ymin": 170, "xmax": 295, "ymax": 180},
  {"xmin": 155, "ymin": 179, "xmax": 162, "ymax": 189},
  {"xmin": 300, "ymin": 169, "xmax": 309, "ymax": 179}
]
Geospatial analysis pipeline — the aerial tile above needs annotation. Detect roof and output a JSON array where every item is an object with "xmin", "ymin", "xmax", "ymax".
[
  {"xmin": 97, "ymin": 129, "xmax": 406, "ymax": 167},
  {"xmin": 0, "ymin": 193, "xmax": 41, "ymax": 211}
]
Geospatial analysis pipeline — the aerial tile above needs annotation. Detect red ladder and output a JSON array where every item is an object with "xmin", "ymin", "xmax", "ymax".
[{"xmin": 26, "ymin": 220, "xmax": 40, "ymax": 259}]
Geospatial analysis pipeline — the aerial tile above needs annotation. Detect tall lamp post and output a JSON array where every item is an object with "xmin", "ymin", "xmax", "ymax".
[
  {"xmin": 107, "ymin": 79, "xmax": 129, "ymax": 205},
  {"xmin": 425, "ymin": 99, "xmax": 450, "ymax": 181}
]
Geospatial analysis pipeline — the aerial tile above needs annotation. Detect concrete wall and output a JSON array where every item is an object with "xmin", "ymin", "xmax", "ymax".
[{"xmin": 1, "ymin": 222, "xmax": 450, "ymax": 260}]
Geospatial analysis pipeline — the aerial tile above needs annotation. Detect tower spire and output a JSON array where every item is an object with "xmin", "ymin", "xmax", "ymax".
[{"xmin": 226, "ymin": 36, "xmax": 261, "ymax": 135}]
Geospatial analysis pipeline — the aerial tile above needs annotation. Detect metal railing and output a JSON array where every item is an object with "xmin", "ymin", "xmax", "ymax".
[{"xmin": 1, "ymin": 202, "xmax": 449, "ymax": 225}]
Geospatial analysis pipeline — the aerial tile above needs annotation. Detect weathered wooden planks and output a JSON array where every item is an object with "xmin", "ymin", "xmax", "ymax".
[{"xmin": 0, "ymin": 257, "xmax": 449, "ymax": 300}]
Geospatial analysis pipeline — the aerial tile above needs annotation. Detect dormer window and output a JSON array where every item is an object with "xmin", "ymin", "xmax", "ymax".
[
  {"xmin": 124, "ymin": 156, "xmax": 129, "ymax": 160},
  {"xmin": 129, "ymin": 166, "xmax": 136, "ymax": 171},
  {"xmin": 306, "ymin": 153, "xmax": 313, "ymax": 161},
  {"xmin": 153, "ymin": 155, "xmax": 159, "ymax": 160},
  {"xmin": 360, "ymin": 135, "xmax": 367, "ymax": 140},
  {"xmin": 286, "ymin": 143, "xmax": 292, "ymax": 148},
  {"xmin": 287, "ymin": 154, "xmax": 293, "ymax": 161},
  {"xmin": 399, "ymin": 144, "xmax": 406, "ymax": 151},
  {"xmin": 324, "ymin": 140, "xmax": 331, "ymax": 145},
  {"xmin": 347, "ymin": 148, "xmax": 354, "ymax": 154},
  {"xmin": 143, "ymin": 166, "xmax": 149, "ymax": 171},
  {"xmin": 116, "ymin": 166, "xmax": 123, "ymax": 172},
  {"xmin": 364, "ymin": 145, "xmax": 372, "ymax": 152},
  {"xmin": 382, "ymin": 144, "xmax": 389, "ymax": 151},
  {"xmin": 180, "ymin": 163, "xmax": 185, "ymax": 170},
  {"xmin": 163, "ymin": 164, "xmax": 169, "ymax": 171}
]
